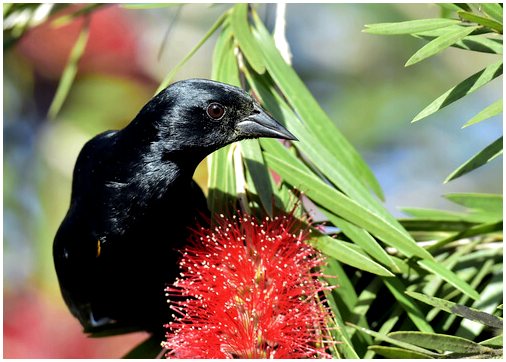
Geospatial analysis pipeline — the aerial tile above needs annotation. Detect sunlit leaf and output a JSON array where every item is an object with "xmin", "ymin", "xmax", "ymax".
[
  {"xmin": 445, "ymin": 136, "xmax": 503, "ymax": 183},
  {"xmin": 251, "ymin": 10, "xmax": 385, "ymax": 201},
  {"xmin": 207, "ymin": 145, "xmax": 236, "ymax": 215},
  {"xmin": 348, "ymin": 323, "xmax": 441, "ymax": 357},
  {"xmin": 413, "ymin": 60, "xmax": 503, "ymax": 122},
  {"xmin": 481, "ymin": 3, "xmax": 503, "ymax": 23},
  {"xmin": 458, "ymin": 11, "xmax": 503, "ymax": 33},
  {"xmin": 405, "ymin": 25, "xmax": 478, "ymax": 66},
  {"xmin": 230, "ymin": 3, "xmax": 265, "ymax": 74},
  {"xmin": 389, "ymin": 331, "xmax": 494, "ymax": 354},
  {"xmin": 240, "ymin": 139, "xmax": 275, "ymax": 216},
  {"xmin": 417, "ymin": 259, "xmax": 480, "ymax": 300},
  {"xmin": 414, "ymin": 28, "xmax": 503, "ymax": 54},
  {"xmin": 368, "ymin": 345, "xmax": 435, "ymax": 359},
  {"xmin": 48, "ymin": 19, "xmax": 90, "ymax": 119},
  {"xmin": 479, "ymin": 335, "xmax": 504, "ymax": 347},
  {"xmin": 444, "ymin": 193, "xmax": 502, "ymax": 216},
  {"xmin": 363, "ymin": 18, "xmax": 459, "ymax": 35},
  {"xmin": 323, "ymin": 211, "xmax": 399, "ymax": 272},
  {"xmin": 311, "ymin": 231, "xmax": 394, "ymax": 276},
  {"xmin": 262, "ymin": 141, "xmax": 433, "ymax": 260},
  {"xmin": 462, "ymin": 99, "xmax": 502, "ymax": 128},
  {"xmin": 406, "ymin": 291, "xmax": 503, "ymax": 329}
]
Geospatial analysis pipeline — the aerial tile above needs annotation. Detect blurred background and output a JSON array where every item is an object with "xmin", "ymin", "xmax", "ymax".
[{"xmin": 3, "ymin": 3, "xmax": 502, "ymax": 358}]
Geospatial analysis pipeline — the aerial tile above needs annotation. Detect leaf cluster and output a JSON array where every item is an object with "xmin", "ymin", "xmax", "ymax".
[{"xmin": 5, "ymin": 3, "xmax": 502, "ymax": 358}]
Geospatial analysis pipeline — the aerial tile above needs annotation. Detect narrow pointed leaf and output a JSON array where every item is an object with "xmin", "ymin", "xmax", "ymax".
[
  {"xmin": 207, "ymin": 145, "xmax": 236, "ymax": 214},
  {"xmin": 414, "ymin": 29, "xmax": 503, "ymax": 54},
  {"xmin": 444, "ymin": 193, "xmax": 503, "ymax": 215},
  {"xmin": 311, "ymin": 232, "xmax": 394, "ymax": 276},
  {"xmin": 413, "ymin": 61, "xmax": 503, "ymax": 122},
  {"xmin": 406, "ymin": 291, "xmax": 503, "ymax": 329},
  {"xmin": 479, "ymin": 335, "xmax": 503, "ymax": 347},
  {"xmin": 481, "ymin": 3, "xmax": 503, "ymax": 23},
  {"xmin": 363, "ymin": 18, "xmax": 459, "ymax": 34},
  {"xmin": 382, "ymin": 277, "xmax": 434, "ymax": 333},
  {"xmin": 418, "ymin": 259, "xmax": 480, "ymax": 300},
  {"xmin": 405, "ymin": 25, "xmax": 479, "ymax": 66},
  {"xmin": 324, "ymin": 290, "xmax": 360, "ymax": 359},
  {"xmin": 262, "ymin": 144, "xmax": 433, "ymax": 260},
  {"xmin": 48, "ymin": 20, "xmax": 90, "ymax": 119},
  {"xmin": 323, "ymin": 211, "xmax": 399, "ymax": 272},
  {"xmin": 445, "ymin": 136, "xmax": 503, "ymax": 182},
  {"xmin": 251, "ymin": 11, "xmax": 384, "ymax": 200},
  {"xmin": 463, "ymin": 99, "xmax": 502, "ymax": 128},
  {"xmin": 240, "ymin": 139, "xmax": 274, "ymax": 216},
  {"xmin": 368, "ymin": 346, "xmax": 435, "ymax": 359},
  {"xmin": 458, "ymin": 11, "xmax": 503, "ymax": 33},
  {"xmin": 389, "ymin": 331, "xmax": 494, "ymax": 354},
  {"xmin": 347, "ymin": 323, "xmax": 440, "ymax": 357},
  {"xmin": 230, "ymin": 3, "xmax": 265, "ymax": 74}
]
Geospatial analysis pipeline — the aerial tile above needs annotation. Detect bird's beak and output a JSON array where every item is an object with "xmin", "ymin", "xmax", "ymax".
[{"xmin": 236, "ymin": 104, "xmax": 298, "ymax": 141}]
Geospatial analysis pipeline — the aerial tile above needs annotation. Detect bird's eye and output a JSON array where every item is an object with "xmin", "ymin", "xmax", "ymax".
[{"xmin": 206, "ymin": 102, "xmax": 226, "ymax": 120}]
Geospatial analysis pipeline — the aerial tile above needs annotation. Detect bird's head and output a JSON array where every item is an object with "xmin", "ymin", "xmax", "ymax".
[{"xmin": 129, "ymin": 79, "xmax": 296, "ymax": 159}]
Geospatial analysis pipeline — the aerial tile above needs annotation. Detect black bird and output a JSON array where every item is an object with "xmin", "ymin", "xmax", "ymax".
[{"xmin": 53, "ymin": 78, "xmax": 296, "ymax": 336}]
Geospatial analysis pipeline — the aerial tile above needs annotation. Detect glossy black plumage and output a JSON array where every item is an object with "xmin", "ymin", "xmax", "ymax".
[{"xmin": 53, "ymin": 79, "xmax": 296, "ymax": 336}]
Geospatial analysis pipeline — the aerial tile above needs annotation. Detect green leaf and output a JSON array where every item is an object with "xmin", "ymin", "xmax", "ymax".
[
  {"xmin": 368, "ymin": 346, "xmax": 435, "ymax": 359},
  {"xmin": 251, "ymin": 11, "xmax": 384, "ymax": 201},
  {"xmin": 479, "ymin": 335, "xmax": 504, "ymax": 347},
  {"xmin": 481, "ymin": 3, "xmax": 503, "ymax": 23},
  {"xmin": 363, "ymin": 18, "xmax": 460, "ymax": 35},
  {"xmin": 311, "ymin": 231, "xmax": 394, "ymax": 276},
  {"xmin": 262, "ymin": 144, "xmax": 433, "ymax": 260},
  {"xmin": 406, "ymin": 291, "xmax": 504, "ymax": 329},
  {"xmin": 347, "ymin": 323, "xmax": 441, "ymax": 357},
  {"xmin": 156, "ymin": 11, "xmax": 227, "ymax": 94},
  {"xmin": 445, "ymin": 136, "xmax": 503, "ymax": 183},
  {"xmin": 246, "ymin": 70, "xmax": 422, "ymax": 261},
  {"xmin": 389, "ymin": 331, "xmax": 494, "ymax": 354},
  {"xmin": 323, "ymin": 211, "xmax": 399, "ymax": 272},
  {"xmin": 364, "ymin": 306, "xmax": 403, "ymax": 358},
  {"xmin": 122, "ymin": 335, "xmax": 163, "ymax": 358},
  {"xmin": 48, "ymin": 20, "xmax": 90, "ymax": 119},
  {"xmin": 414, "ymin": 29, "xmax": 503, "ymax": 54},
  {"xmin": 324, "ymin": 289, "xmax": 361, "ymax": 359},
  {"xmin": 382, "ymin": 277, "xmax": 434, "ymax": 333},
  {"xmin": 207, "ymin": 145, "xmax": 236, "ymax": 215},
  {"xmin": 240, "ymin": 139, "xmax": 274, "ymax": 216},
  {"xmin": 458, "ymin": 11, "xmax": 503, "ymax": 33},
  {"xmin": 412, "ymin": 60, "xmax": 503, "ymax": 122},
  {"xmin": 211, "ymin": 23, "xmax": 240, "ymax": 86},
  {"xmin": 444, "ymin": 193, "xmax": 503, "ymax": 216},
  {"xmin": 417, "ymin": 259, "xmax": 480, "ymax": 300},
  {"xmin": 405, "ymin": 25, "xmax": 479, "ymax": 66},
  {"xmin": 230, "ymin": 4, "xmax": 265, "ymax": 74},
  {"xmin": 462, "ymin": 99, "xmax": 502, "ymax": 128}
]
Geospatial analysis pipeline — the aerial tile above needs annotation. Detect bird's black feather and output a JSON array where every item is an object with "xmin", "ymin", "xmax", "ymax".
[{"xmin": 53, "ymin": 79, "xmax": 296, "ymax": 336}]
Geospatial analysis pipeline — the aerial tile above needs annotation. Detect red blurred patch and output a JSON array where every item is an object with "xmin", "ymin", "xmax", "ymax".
[
  {"xmin": 3, "ymin": 289, "xmax": 150, "ymax": 358},
  {"xmin": 16, "ymin": 4, "xmax": 143, "ymax": 79}
]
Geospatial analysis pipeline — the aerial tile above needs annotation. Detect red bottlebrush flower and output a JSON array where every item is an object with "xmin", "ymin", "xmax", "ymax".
[{"xmin": 163, "ymin": 213, "xmax": 333, "ymax": 359}]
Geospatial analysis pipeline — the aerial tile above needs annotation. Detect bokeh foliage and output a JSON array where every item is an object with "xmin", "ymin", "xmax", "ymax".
[{"xmin": 4, "ymin": 3, "xmax": 502, "ymax": 359}]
